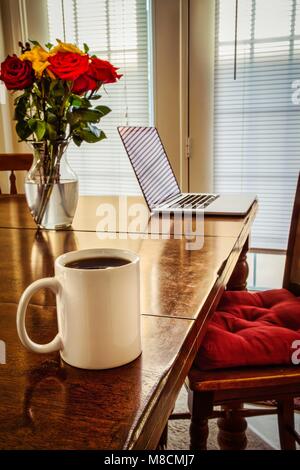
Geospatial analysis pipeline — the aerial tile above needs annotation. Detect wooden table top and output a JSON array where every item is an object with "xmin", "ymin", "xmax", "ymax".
[
  {"xmin": 0, "ymin": 194, "xmax": 256, "ymax": 238},
  {"xmin": 0, "ymin": 228, "xmax": 240, "ymax": 319},
  {"xmin": 0, "ymin": 303, "xmax": 193, "ymax": 450},
  {"xmin": 0, "ymin": 195, "xmax": 257, "ymax": 449}
]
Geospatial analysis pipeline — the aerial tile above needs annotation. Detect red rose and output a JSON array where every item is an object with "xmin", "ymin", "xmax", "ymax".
[
  {"xmin": 72, "ymin": 73, "xmax": 98, "ymax": 95},
  {"xmin": 48, "ymin": 52, "xmax": 89, "ymax": 81},
  {"xmin": 88, "ymin": 57, "xmax": 122, "ymax": 84},
  {"xmin": 0, "ymin": 55, "xmax": 34, "ymax": 90}
]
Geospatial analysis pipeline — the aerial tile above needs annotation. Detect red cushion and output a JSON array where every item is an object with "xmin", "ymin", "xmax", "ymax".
[{"xmin": 195, "ymin": 289, "xmax": 300, "ymax": 370}]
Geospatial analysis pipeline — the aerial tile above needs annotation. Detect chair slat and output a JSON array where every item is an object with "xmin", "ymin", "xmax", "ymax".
[{"xmin": 0, "ymin": 153, "xmax": 33, "ymax": 195}]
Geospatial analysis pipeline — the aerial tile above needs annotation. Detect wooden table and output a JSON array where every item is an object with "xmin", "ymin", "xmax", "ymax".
[{"xmin": 0, "ymin": 195, "xmax": 257, "ymax": 449}]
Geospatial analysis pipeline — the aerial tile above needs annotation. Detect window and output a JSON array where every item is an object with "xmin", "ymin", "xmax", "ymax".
[
  {"xmin": 214, "ymin": 0, "xmax": 300, "ymax": 249},
  {"xmin": 47, "ymin": 0, "xmax": 153, "ymax": 195}
]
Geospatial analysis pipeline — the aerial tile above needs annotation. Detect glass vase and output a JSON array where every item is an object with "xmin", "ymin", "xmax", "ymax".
[{"xmin": 25, "ymin": 141, "xmax": 79, "ymax": 230}]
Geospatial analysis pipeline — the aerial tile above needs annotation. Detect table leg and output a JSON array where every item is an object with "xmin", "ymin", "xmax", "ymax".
[
  {"xmin": 216, "ymin": 239, "xmax": 249, "ymax": 449},
  {"xmin": 227, "ymin": 237, "xmax": 249, "ymax": 291}
]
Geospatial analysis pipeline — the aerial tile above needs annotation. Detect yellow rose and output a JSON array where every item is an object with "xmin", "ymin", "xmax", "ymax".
[
  {"xmin": 20, "ymin": 45, "xmax": 51, "ymax": 77},
  {"xmin": 50, "ymin": 40, "xmax": 85, "ymax": 56}
]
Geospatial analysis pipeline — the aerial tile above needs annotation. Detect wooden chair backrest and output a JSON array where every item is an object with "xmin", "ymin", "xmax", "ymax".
[
  {"xmin": 0, "ymin": 153, "xmax": 33, "ymax": 195},
  {"xmin": 283, "ymin": 172, "xmax": 300, "ymax": 296}
]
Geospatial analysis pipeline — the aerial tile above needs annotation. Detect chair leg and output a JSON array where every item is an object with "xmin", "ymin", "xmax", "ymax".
[
  {"xmin": 188, "ymin": 390, "xmax": 214, "ymax": 450},
  {"xmin": 217, "ymin": 402, "xmax": 248, "ymax": 450},
  {"xmin": 277, "ymin": 399, "xmax": 296, "ymax": 450}
]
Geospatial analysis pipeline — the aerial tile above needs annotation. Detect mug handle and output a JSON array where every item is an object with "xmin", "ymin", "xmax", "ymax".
[{"xmin": 16, "ymin": 278, "xmax": 63, "ymax": 354}]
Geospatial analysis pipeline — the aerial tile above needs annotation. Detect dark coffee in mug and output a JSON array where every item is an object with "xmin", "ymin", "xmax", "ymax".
[{"xmin": 65, "ymin": 256, "xmax": 130, "ymax": 270}]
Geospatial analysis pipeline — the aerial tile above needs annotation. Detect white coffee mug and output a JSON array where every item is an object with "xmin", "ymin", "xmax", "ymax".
[{"xmin": 16, "ymin": 248, "xmax": 141, "ymax": 369}]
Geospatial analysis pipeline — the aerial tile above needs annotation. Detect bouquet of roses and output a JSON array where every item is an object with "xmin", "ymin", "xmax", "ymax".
[
  {"xmin": 0, "ymin": 40, "xmax": 122, "ymax": 229},
  {"xmin": 0, "ymin": 39, "xmax": 122, "ymax": 145}
]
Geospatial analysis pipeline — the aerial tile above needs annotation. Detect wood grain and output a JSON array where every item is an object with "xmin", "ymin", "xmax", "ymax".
[
  {"xmin": 0, "ymin": 194, "xmax": 258, "ymax": 238},
  {"xmin": 0, "ymin": 197, "xmax": 257, "ymax": 449},
  {"xmin": 0, "ymin": 303, "xmax": 192, "ymax": 449},
  {"xmin": 0, "ymin": 154, "xmax": 32, "ymax": 171},
  {"xmin": 0, "ymin": 228, "xmax": 240, "ymax": 319}
]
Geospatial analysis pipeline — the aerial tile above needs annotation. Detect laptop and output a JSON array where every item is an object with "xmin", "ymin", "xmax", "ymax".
[{"xmin": 118, "ymin": 126, "xmax": 256, "ymax": 216}]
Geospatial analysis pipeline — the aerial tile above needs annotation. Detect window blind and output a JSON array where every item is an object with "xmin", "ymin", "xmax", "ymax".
[
  {"xmin": 214, "ymin": 0, "xmax": 300, "ymax": 249},
  {"xmin": 47, "ymin": 0, "xmax": 152, "ymax": 195}
]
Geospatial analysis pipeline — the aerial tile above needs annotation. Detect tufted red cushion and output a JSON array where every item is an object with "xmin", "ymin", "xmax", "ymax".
[{"xmin": 195, "ymin": 289, "xmax": 300, "ymax": 370}]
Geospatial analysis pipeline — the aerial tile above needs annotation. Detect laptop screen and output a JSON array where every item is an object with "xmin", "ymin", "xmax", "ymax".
[{"xmin": 118, "ymin": 126, "xmax": 180, "ymax": 210}]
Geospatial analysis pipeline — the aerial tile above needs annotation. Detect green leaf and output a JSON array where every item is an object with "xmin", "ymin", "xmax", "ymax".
[
  {"xmin": 89, "ymin": 94, "xmax": 102, "ymax": 100},
  {"xmin": 29, "ymin": 39, "xmax": 41, "ymax": 47},
  {"xmin": 68, "ymin": 108, "xmax": 102, "ymax": 125},
  {"xmin": 14, "ymin": 95, "xmax": 22, "ymax": 105},
  {"xmin": 78, "ymin": 126, "xmax": 106, "ymax": 143},
  {"xmin": 80, "ymin": 130, "xmax": 100, "ymax": 143},
  {"xmin": 79, "ymin": 108, "xmax": 103, "ymax": 122},
  {"xmin": 80, "ymin": 98, "xmax": 92, "ymax": 108},
  {"xmin": 16, "ymin": 121, "xmax": 32, "ymax": 141},
  {"xmin": 83, "ymin": 43, "xmax": 90, "ymax": 53},
  {"xmin": 46, "ymin": 123, "xmax": 57, "ymax": 140},
  {"xmin": 95, "ymin": 105, "xmax": 111, "ymax": 117},
  {"xmin": 70, "ymin": 95, "xmax": 91, "ymax": 108},
  {"xmin": 45, "ymin": 42, "xmax": 53, "ymax": 50},
  {"xmin": 70, "ymin": 95, "xmax": 83, "ymax": 107},
  {"xmin": 27, "ymin": 118, "xmax": 46, "ymax": 140},
  {"xmin": 14, "ymin": 103, "xmax": 27, "ymax": 120},
  {"xmin": 35, "ymin": 120, "xmax": 47, "ymax": 140},
  {"xmin": 46, "ymin": 112, "xmax": 57, "ymax": 124},
  {"xmin": 28, "ymin": 118, "xmax": 37, "ymax": 130},
  {"xmin": 73, "ymin": 134, "xmax": 83, "ymax": 147},
  {"xmin": 14, "ymin": 94, "xmax": 29, "ymax": 120}
]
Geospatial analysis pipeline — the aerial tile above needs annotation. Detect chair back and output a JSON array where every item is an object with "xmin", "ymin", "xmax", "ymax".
[
  {"xmin": 0, "ymin": 153, "xmax": 33, "ymax": 195},
  {"xmin": 283, "ymin": 172, "xmax": 300, "ymax": 296}
]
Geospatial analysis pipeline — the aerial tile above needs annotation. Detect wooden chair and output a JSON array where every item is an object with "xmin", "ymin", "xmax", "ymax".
[
  {"xmin": 170, "ymin": 173, "xmax": 300, "ymax": 450},
  {"xmin": 0, "ymin": 153, "xmax": 33, "ymax": 195}
]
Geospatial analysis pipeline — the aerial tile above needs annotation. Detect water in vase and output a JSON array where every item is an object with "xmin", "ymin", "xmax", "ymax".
[{"xmin": 25, "ymin": 180, "xmax": 79, "ymax": 230}]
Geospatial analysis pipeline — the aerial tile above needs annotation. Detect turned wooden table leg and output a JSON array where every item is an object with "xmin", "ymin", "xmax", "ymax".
[
  {"xmin": 227, "ymin": 237, "xmax": 249, "ymax": 291},
  {"xmin": 217, "ymin": 403, "xmax": 248, "ymax": 450}
]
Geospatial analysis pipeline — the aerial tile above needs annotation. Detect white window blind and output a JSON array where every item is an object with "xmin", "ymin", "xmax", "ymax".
[
  {"xmin": 47, "ymin": 0, "xmax": 152, "ymax": 195},
  {"xmin": 214, "ymin": 0, "xmax": 300, "ymax": 249}
]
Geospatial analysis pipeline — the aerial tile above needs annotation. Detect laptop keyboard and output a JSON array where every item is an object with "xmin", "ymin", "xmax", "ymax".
[{"xmin": 167, "ymin": 194, "xmax": 218, "ymax": 209}]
